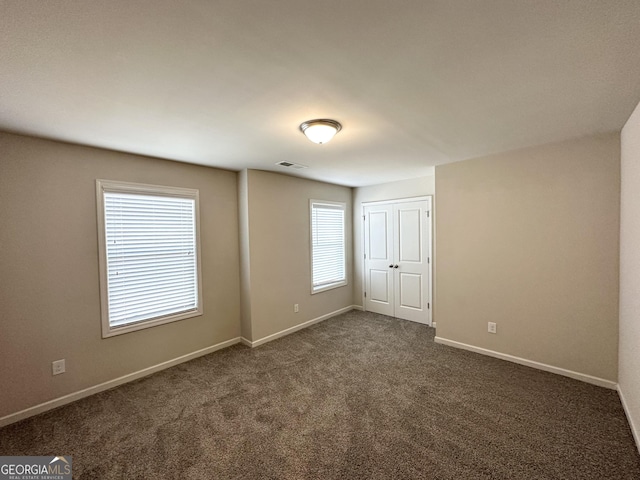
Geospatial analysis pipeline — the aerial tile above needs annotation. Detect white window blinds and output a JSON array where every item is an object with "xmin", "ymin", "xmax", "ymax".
[
  {"xmin": 97, "ymin": 181, "xmax": 201, "ymax": 337},
  {"xmin": 311, "ymin": 201, "xmax": 346, "ymax": 292}
]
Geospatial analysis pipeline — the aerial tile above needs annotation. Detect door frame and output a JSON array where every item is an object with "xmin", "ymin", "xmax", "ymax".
[{"xmin": 361, "ymin": 195, "xmax": 433, "ymax": 326}]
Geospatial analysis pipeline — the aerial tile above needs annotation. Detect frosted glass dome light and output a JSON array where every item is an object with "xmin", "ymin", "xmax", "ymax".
[{"xmin": 299, "ymin": 119, "xmax": 342, "ymax": 144}]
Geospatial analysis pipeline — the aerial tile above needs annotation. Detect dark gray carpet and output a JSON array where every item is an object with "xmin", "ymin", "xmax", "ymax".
[{"xmin": 1, "ymin": 310, "xmax": 639, "ymax": 479}]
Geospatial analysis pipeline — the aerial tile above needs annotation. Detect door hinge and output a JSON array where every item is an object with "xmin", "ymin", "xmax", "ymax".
[
  {"xmin": 427, "ymin": 211, "xmax": 430, "ymax": 218},
  {"xmin": 427, "ymin": 257, "xmax": 430, "ymax": 264},
  {"xmin": 364, "ymin": 253, "xmax": 367, "ymax": 259},
  {"xmin": 364, "ymin": 292, "xmax": 367, "ymax": 298},
  {"xmin": 363, "ymin": 215, "xmax": 366, "ymax": 221},
  {"xmin": 427, "ymin": 302, "xmax": 430, "ymax": 309}
]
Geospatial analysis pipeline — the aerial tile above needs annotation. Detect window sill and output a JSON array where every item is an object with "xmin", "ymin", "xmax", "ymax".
[
  {"xmin": 102, "ymin": 308, "xmax": 203, "ymax": 338},
  {"xmin": 311, "ymin": 280, "xmax": 347, "ymax": 295}
]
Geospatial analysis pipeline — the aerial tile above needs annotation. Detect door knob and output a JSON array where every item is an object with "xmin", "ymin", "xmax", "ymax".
[
  {"xmin": 389, "ymin": 264, "xmax": 394, "ymax": 268},
  {"xmin": 394, "ymin": 264, "xmax": 399, "ymax": 268}
]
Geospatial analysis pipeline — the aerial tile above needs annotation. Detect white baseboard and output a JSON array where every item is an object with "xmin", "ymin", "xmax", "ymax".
[
  {"xmin": 432, "ymin": 321, "xmax": 437, "ymax": 328},
  {"xmin": 0, "ymin": 337, "xmax": 241, "ymax": 428},
  {"xmin": 618, "ymin": 385, "xmax": 640, "ymax": 454},
  {"xmin": 434, "ymin": 336, "xmax": 617, "ymax": 390},
  {"xmin": 243, "ymin": 305, "xmax": 356, "ymax": 348},
  {"xmin": 352, "ymin": 305, "xmax": 364, "ymax": 311}
]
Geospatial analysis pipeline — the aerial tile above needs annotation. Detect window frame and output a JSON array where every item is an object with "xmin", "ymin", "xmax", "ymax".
[
  {"xmin": 96, "ymin": 179, "xmax": 203, "ymax": 338},
  {"xmin": 309, "ymin": 199, "xmax": 348, "ymax": 294}
]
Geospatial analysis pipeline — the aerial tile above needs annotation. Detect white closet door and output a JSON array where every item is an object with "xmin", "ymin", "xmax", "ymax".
[
  {"xmin": 363, "ymin": 198, "xmax": 431, "ymax": 325},
  {"xmin": 393, "ymin": 200, "xmax": 429, "ymax": 324},
  {"xmin": 364, "ymin": 204, "xmax": 394, "ymax": 316}
]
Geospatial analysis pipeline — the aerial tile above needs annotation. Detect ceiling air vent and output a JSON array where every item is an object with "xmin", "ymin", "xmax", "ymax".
[{"xmin": 276, "ymin": 161, "xmax": 308, "ymax": 169}]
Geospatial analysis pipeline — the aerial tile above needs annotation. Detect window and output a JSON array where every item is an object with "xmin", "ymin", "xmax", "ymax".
[
  {"xmin": 310, "ymin": 200, "xmax": 347, "ymax": 293},
  {"xmin": 96, "ymin": 180, "xmax": 202, "ymax": 337}
]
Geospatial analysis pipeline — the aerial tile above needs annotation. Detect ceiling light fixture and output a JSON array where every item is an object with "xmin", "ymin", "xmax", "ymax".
[{"xmin": 299, "ymin": 119, "xmax": 342, "ymax": 144}]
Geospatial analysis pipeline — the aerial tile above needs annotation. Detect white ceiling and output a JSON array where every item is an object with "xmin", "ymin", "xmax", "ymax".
[{"xmin": 1, "ymin": 1, "xmax": 640, "ymax": 187}]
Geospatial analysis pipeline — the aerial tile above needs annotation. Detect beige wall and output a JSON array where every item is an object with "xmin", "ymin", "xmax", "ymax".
[
  {"xmin": 435, "ymin": 134, "xmax": 620, "ymax": 382},
  {"xmin": 238, "ymin": 169, "xmax": 253, "ymax": 340},
  {"xmin": 241, "ymin": 170, "xmax": 353, "ymax": 342},
  {"xmin": 352, "ymin": 175, "xmax": 435, "ymax": 307},
  {"xmin": 619, "ymin": 100, "xmax": 640, "ymax": 444},
  {"xmin": 0, "ymin": 132, "xmax": 241, "ymax": 418}
]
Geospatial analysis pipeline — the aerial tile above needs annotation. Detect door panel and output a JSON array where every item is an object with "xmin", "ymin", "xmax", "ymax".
[
  {"xmin": 399, "ymin": 273, "xmax": 422, "ymax": 309},
  {"xmin": 369, "ymin": 212, "xmax": 389, "ymax": 260},
  {"xmin": 369, "ymin": 270, "xmax": 391, "ymax": 303},
  {"xmin": 398, "ymin": 208, "xmax": 421, "ymax": 263}
]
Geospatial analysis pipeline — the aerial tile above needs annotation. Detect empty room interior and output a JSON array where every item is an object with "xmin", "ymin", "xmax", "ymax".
[{"xmin": 2, "ymin": 1, "xmax": 640, "ymax": 478}]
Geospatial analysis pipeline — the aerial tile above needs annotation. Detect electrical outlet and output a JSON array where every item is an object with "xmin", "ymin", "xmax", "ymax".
[
  {"xmin": 294, "ymin": 304, "xmax": 299, "ymax": 313},
  {"xmin": 52, "ymin": 359, "xmax": 65, "ymax": 375},
  {"xmin": 488, "ymin": 322, "xmax": 497, "ymax": 334}
]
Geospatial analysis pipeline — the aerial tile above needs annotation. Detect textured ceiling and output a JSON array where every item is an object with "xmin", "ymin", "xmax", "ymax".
[{"xmin": 1, "ymin": 1, "xmax": 640, "ymax": 186}]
